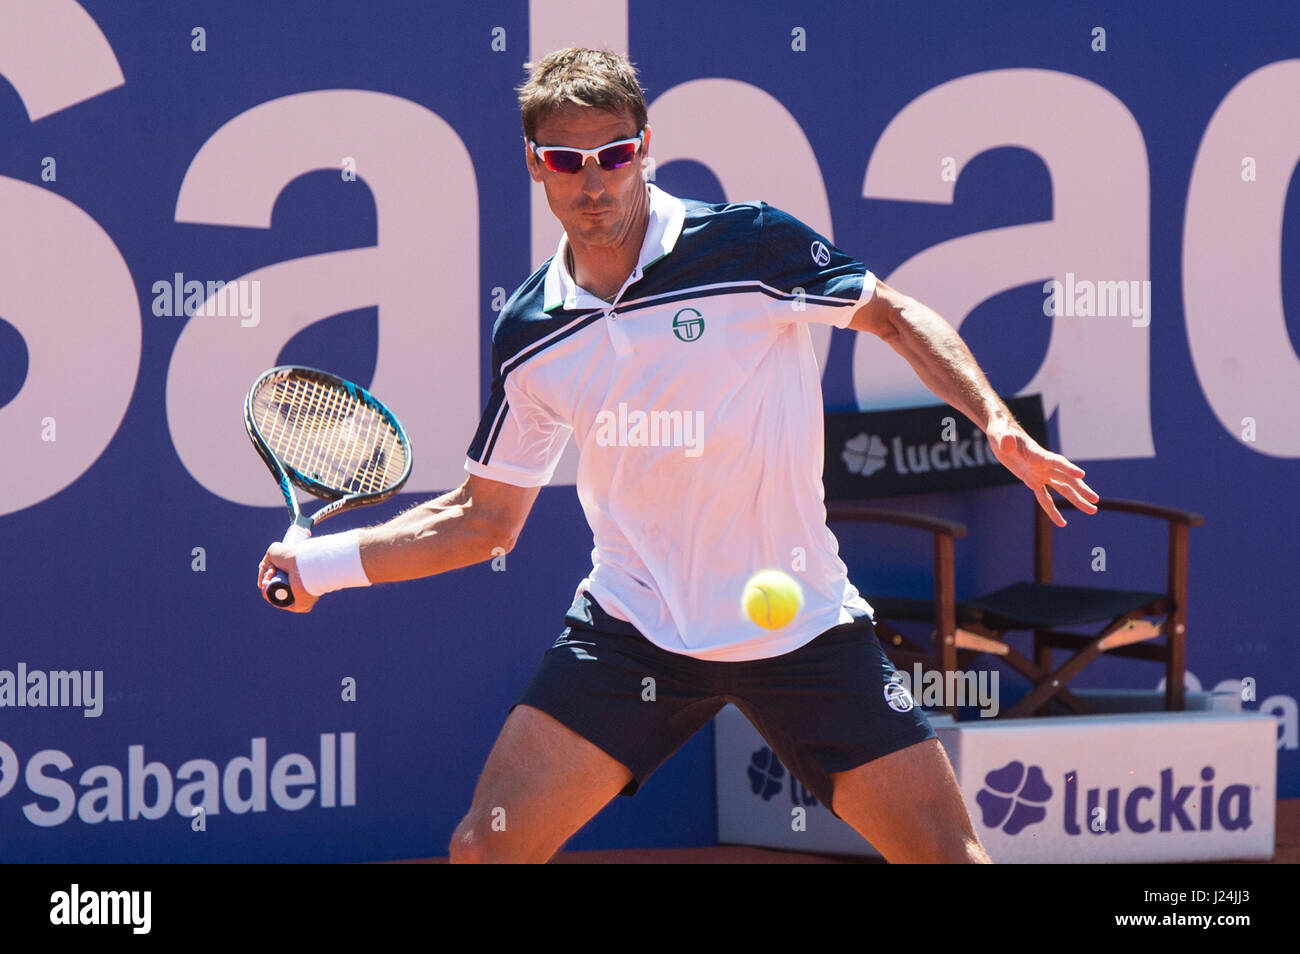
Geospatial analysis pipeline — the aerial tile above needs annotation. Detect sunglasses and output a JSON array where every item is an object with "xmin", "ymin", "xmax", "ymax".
[{"xmin": 530, "ymin": 131, "xmax": 644, "ymax": 174}]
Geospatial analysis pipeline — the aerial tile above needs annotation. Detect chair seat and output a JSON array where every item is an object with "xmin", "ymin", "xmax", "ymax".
[
  {"xmin": 960, "ymin": 582, "xmax": 1170, "ymax": 630},
  {"xmin": 829, "ymin": 473, "xmax": 1198, "ymax": 717},
  {"xmin": 862, "ymin": 595, "xmax": 983, "ymax": 624}
]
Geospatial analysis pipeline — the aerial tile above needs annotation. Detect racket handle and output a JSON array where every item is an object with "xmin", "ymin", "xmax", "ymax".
[{"xmin": 265, "ymin": 523, "xmax": 311, "ymax": 607}]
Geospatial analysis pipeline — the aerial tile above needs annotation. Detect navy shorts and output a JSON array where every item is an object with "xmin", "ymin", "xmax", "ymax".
[{"xmin": 513, "ymin": 591, "xmax": 936, "ymax": 813}]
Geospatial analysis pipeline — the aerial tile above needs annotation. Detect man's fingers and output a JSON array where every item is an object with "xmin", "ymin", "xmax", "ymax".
[
  {"xmin": 256, "ymin": 541, "xmax": 315, "ymax": 611},
  {"xmin": 1047, "ymin": 452, "xmax": 1086, "ymax": 478},
  {"xmin": 258, "ymin": 547, "xmax": 286, "ymax": 587},
  {"xmin": 257, "ymin": 544, "xmax": 305, "ymax": 604},
  {"xmin": 1038, "ymin": 478, "xmax": 1101, "ymax": 526},
  {"xmin": 1048, "ymin": 474, "xmax": 1100, "ymax": 512},
  {"xmin": 992, "ymin": 424, "xmax": 1086, "ymax": 480},
  {"xmin": 1037, "ymin": 485, "xmax": 1067, "ymax": 528},
  {"xmin": 1067, "ymin": 484, "xmax": 1101, "ymax": 511},
  {"xmin": 257, "ymin": 553, "xmax": 273, "ymax": 589},
  {"xmin": 988, "ymin": 423, "xmax": 1096, "ymax": 524}
]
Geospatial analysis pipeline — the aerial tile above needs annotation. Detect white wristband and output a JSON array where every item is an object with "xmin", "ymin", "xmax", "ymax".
[{"xmin": 294, "ymin": 529, "xmax": 371, "ymax": 596}]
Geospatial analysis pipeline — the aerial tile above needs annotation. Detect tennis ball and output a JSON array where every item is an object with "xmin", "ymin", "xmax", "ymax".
[{"xmin": 742, "ymin": 570, "xmax": 803, "ymax": 629}]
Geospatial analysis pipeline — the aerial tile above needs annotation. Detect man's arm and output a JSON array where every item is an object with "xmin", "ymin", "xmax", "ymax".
[
  {"xmin": 258, "ymin": 474, "xmax": 541, "ymax": 613},
  {"xmin": 849, "ymin": 279, "xmax": 1099, "ymax": 526}
]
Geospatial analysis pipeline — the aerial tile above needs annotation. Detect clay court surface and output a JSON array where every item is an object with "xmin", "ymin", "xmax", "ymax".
[{"xmin": 391, "ymin": 798, "xmax": 1299, "ymax": 864}]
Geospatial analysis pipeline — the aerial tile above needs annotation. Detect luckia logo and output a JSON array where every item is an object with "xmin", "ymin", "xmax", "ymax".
[
  {"xmin": 842, "ymin": 430, "xmax": 998, "ymax": 478},
  {"xmin": 977, "ymin": 760, "xmax": 1052, "ymax": 835},
  {"xmin": 842, "ymin": 433, "xmax": 889, "ymax": 476},
  {"xmin": 747, "ymin": 746, "xmax": 818, "ymax": 807},
  {"xmin": 974, "ymin": 759, "xmax": 1254, "ymax": 837},
  {"xmin": 672, "ymin": 307, "xmax": 704, "ymax": 342}
]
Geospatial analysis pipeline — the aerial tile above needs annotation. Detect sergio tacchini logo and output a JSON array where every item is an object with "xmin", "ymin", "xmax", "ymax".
[{"xmin": 672, "ymin": 307, "xmax": 704, "ymax": 342}]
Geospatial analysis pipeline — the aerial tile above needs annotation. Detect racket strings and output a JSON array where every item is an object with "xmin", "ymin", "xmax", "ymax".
[
  {"xmin": 305, "ymin": 383, "xmax": 346, "ymax": 485},
  {"xmin": 252, "ymin": 376, "xmax": 407, "ymax": 496}
]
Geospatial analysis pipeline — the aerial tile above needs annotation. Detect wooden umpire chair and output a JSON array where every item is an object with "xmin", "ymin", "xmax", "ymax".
[{"xmin": 825, "ymin": 414, "xmax": 1203, "ymax": 720}]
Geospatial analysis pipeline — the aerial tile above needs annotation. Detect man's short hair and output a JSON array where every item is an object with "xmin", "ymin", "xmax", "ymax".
[{"xmin": 517, "ymin": 48, "xmax": 648, "ymax": 141}]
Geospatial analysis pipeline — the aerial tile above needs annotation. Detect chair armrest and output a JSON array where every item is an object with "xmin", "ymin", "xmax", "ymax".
[
  {"xmin": 1054, "ymin": 493, "xmax": 1204, "ymax": 527},
  {"xmin": 826, "ymin": 502, "xmax": 968, "ymax": 538},
  {"xmin": 826, "ymin": 500, "xmax": 966, "ymax": 685}
]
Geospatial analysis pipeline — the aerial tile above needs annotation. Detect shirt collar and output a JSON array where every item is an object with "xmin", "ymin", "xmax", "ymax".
[{"xmin": 543, "ymin": 183, "xmax": 686, "ymax": 312}]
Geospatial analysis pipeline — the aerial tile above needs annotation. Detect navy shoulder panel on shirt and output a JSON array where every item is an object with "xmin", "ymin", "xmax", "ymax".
[
  {"xmin": 480, "ymin": 200, "xmax": 758, "ymax": 376},
  {"xmin": 630, "ymin": 198, "xmax": 863, "ymax": 305},
  {"xmin": 629, "ymin": 199, "xmax": 763, "ymax": 301},
  {"xmin": 485, "ymin": 196, "xmax": 863, "ymax": 376},
  {"xmin": 752, "ymin": 202, "xmax": 867, "ymax": 302},
  {"xmin": 488, "ymin": 260, "xmax": 594, "ymax": 379}
]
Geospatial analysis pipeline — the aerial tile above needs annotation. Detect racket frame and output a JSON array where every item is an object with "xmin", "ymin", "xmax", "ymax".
[{"xmin": 244, "ymin": 365, "xmax": 412, "ymax": 604}]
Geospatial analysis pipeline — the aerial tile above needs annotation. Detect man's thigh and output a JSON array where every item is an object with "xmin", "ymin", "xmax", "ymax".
[
  {"xmin": 450, "ymin": 704, "xmax": 634, "ymax": 864},
  {"xmin": 830, "ymin": 738, "xmax": 991, "ymax": 863},
  {"xmin": 731, "ymin": 617, "xmax": 936, "ymax": 811},
  {"xmin": 511, "ymin": 592, "xmax": 727, "ymax": 797},
  {"xmin": 451, "ymin": 592, "xmax": 727, "ymax": 862}
]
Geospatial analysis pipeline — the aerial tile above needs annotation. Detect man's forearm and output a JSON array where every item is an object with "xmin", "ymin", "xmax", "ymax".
[
  {"xmin": 357, "ymin": 485, "xmax": 511, "ymax": 584},
  {"xmin": 887, "ymin": 294, "xmax": 1016, "ymax": 434}
]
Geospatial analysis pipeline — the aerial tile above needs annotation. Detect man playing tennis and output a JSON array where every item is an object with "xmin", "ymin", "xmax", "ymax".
[{"xmin": 259, "ymin": 48, "xmax": 1099, "ymax": 864}]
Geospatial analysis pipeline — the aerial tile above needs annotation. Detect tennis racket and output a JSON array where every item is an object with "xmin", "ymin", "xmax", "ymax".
[{"xmin": 245, "ymin": 365, "xmax": 413, "ymax": 607}]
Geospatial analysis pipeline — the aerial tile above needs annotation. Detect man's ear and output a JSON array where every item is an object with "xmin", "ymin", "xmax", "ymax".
[
  {"xmin": 525, "ymin": 140, "xmax": 543, "ymax": 183},
  {"xmin": 639, "ymin": 123, "xmax": 653, "ymax": 181}
]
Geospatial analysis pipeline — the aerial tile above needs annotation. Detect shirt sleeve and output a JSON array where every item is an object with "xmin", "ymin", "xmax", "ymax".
[
  {"xmin": 755, "ymin": 203, "xmax": 876, "ymax": 328},
  {"xmin": 464, "ymin": 363, "xmax": 572, "ymax": 488}
]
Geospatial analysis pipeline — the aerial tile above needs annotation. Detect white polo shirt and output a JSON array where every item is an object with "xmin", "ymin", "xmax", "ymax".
[{"xmin": 465, "ymin": 184, "xmax": 877, "ymax": 661}]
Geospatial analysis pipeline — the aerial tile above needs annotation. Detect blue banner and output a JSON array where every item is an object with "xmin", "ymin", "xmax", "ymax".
[{"xmin": 1, "ymin": 0, "xmax": 1296, "ymax": 861}]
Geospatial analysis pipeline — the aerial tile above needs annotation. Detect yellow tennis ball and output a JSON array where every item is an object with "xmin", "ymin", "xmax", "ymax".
[{"xmin": 742, "ymin": 570, "xmax": 803, "ymax": 629}]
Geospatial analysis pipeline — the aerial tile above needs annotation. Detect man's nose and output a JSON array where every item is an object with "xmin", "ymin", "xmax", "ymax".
[{"xmin": 580, "ymin": 157, "xmax": 606, "ymax": 196}]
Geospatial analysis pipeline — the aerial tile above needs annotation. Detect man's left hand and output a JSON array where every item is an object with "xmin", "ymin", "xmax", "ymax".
[{"xmin": 984, "ymin": 418, "xmax": 1100, "ymax": 527}]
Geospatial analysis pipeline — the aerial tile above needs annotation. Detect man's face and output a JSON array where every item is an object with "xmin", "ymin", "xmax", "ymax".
[{"xmin": 526, "ymin": 104, "xmax": 651, "ymax": 251}]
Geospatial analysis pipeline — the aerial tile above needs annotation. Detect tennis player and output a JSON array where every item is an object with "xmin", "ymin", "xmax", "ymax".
[{"xmin": 259, "ymin": 48, "xmax": 1099, "ymax": 864}]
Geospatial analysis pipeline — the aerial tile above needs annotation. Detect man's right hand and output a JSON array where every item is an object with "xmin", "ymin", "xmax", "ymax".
[{"xmin": 258, "ymin": 544, "xmax": 319, "ymax": 613}]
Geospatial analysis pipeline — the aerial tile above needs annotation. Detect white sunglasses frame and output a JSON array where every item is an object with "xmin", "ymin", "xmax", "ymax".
[{"xmin": 529, "ymin": 131, "xmax": 645, "ymax": 173}]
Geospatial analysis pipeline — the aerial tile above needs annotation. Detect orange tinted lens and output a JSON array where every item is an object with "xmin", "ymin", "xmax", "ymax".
[
  {"xmin": 596, "ymin": 142, "xmax": 638, "ymax": 169},
  {"xmin": 540, "ymin": 149, "xmax": 585, "ymax": 173}
]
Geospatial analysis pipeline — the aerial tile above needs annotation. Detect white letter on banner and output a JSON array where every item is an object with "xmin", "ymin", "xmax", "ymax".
[
  {"xmin": 169, "ymin": 90, "xmax": 480, "ymax": 501},
  {"xmin": 527, "ymin": 0, "xmax": 630, "ymax": 487},
  {"xmin": 860, "ymin": 69, "xmax": 1152, "ymax": 460},
  {"xmin": 0, "ymin": 1, "xmax": 139, "ymax": 515},
  {"xmin": 527, "ymin": 0, "xmax": 630, "ymax": 275},
  {"xmin": 649, "ymin": 78, "xmax": 836, "ymax": 377},
  {"xmin": 1184, "ymin": 60, "xmax": 1300, "ymax": 457}
]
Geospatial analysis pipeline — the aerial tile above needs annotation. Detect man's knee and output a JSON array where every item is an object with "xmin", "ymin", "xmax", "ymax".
[
  {"xmin": 921, "ymin": 829, "xmax": 993, "ymax": 864},
  {"xmin": 448, "ymin": 817, "xmax": 482, "ymax": 864},
  {"xmin": 449, "ymin": 822, "xmax": 486, "ymax": 864},
  {"xmin": 830, "ymin": 739, "xmax": 992, "ymax": 863},
  {"xmin": 449, "ymin": 811, "xmax": 532, "ymax": 864},
  {"xmin": 957, "ymin": 838, "xmax": 993, "ymax": 864}
]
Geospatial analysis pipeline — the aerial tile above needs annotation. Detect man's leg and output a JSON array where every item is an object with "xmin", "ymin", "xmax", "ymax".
[
  {"xmin": 829, "ymin": 739, "xmax": 991, "ymax": 863},
  {"xmin": 449, "ymin": 704, "xmax": 634, "ymax": 864},
  {"xmin": 730, "ymin": 614, "xmax": 987, "ymax": 864}
]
